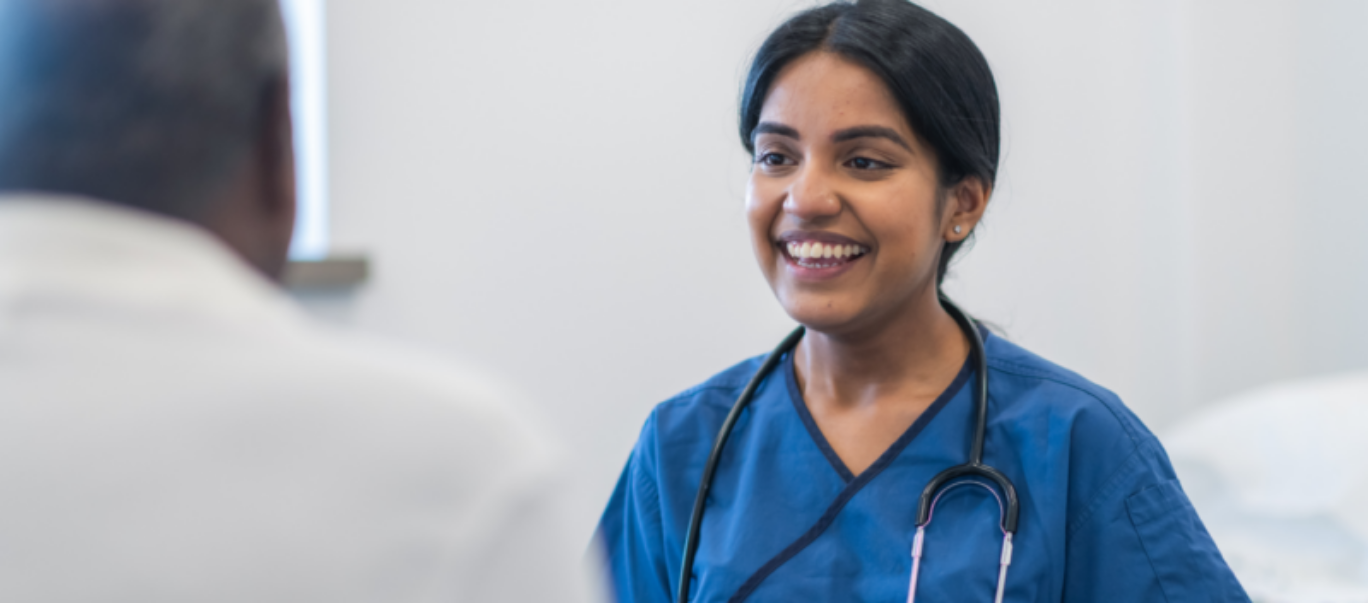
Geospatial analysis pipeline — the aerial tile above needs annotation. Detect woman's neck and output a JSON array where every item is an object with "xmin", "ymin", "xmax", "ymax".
[{"xmin": 794, "ymin": 290, "xmax": 969, "ymax": 411}]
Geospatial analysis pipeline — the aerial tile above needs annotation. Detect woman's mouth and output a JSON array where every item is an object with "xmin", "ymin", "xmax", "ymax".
[{"xmin": 781, "ymin": 240, "xmax": 870, "ymax": 270}]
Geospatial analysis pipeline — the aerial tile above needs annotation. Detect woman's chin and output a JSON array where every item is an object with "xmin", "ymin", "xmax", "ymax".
[{"xmin": 779, "ymin": 298, "xmax": 866, "ymax": 335}]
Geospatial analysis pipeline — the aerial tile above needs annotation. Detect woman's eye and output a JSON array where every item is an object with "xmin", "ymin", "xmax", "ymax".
[
  {"xmin": 758, "ymin": 152, "xmax": 791, "ymax": 167},
  {"xmin": 847, "ymin": 156, "xmax": 889, "ymax": 170}
]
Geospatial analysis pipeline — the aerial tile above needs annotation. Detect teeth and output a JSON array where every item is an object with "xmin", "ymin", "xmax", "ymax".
[{"xmin": 784, "ymin": 240, "xmax": 869, "ymax": 262}]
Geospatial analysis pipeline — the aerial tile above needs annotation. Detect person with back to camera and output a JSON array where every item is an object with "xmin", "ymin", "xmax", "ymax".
[
  {"xmin": 594, "ymin": 1, "xmax": 1249, "ymax": 601},
  {"xmin": 0, "ymin": 1, "xmax": 597, "ymax": 601}
]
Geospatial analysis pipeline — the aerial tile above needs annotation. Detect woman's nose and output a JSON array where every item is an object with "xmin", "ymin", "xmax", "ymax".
[{"xmin": 784, "ymin": 163, "xmax": 842, "ymax": 221}]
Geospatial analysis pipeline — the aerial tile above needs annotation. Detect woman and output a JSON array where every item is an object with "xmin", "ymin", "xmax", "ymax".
[{"xmin": 596, "ymin": 1, "xmax": 1248, "ymax": 601}]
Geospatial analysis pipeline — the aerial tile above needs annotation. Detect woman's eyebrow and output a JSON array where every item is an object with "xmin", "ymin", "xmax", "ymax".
[
  {"xmin": 753, "ymin": 121, "xmax": 801, "ymax": 140},
  {"xmin": 832, "ymin": 126, "xmax": 912, "ymax": 151}
]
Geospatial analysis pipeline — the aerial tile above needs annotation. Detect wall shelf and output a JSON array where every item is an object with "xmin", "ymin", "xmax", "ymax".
[{"xmin": 283, "ymin": 255, "xmax": 369, "ymax": 289}]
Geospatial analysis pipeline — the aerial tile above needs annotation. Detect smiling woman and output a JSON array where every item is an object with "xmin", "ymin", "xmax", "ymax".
[
  {"xmin": 747, "ymin": 49, "xmax": 983, "ymax": 474},
  {"xmin": 594, "ymin": 1, "xmax": 1250, "ymax": 602},
  {"xmin": 739, "ymin": 4, "xmax": 999, "ymax": 297}
]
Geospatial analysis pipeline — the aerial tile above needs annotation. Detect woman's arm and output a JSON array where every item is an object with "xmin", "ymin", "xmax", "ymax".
[
  {"xmin": 1063, "ymin": 442, "xmax": 1248, "ymax": 602},
  {"xmin": 593, "ymin": 412, "xmax": 674, "ymax": 603}
]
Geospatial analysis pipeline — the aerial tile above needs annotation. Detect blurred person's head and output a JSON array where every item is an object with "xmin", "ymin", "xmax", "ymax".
[
  {"xmin": 0, "ymin": 0, "xmax": 296, "ymax": 278},
  {"xmin": 738, "ymin": 0, "xmax": 998, "ymax": 336}
]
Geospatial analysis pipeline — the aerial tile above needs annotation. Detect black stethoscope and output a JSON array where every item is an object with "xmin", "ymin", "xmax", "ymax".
[{"xmin": 676, "ymin": 297, "xmax": 1020, "ymax": 603}]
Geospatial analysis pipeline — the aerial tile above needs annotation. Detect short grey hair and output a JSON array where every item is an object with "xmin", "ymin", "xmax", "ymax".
[{"xmin": 0, "ymin": 0, "xmax": 289, "ymax": 218}]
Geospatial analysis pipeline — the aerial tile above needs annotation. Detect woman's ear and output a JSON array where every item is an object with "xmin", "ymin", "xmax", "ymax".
[{"xmin": 943, "ymin": 177, "xmax": 990, "ymax": 243}]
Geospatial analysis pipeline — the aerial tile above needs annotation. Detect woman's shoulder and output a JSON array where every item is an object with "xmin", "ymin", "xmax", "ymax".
[
  {"xmin": 630, "ymin": 353, "xmax": 772, "ymax": 450},
  {"xmin": 982, "ymin": 332, "xmax": 1198, "ymax": 547},
  {"xmin": 983, "ymin": 330, "xmax": 1156, "ymax": 449},
  {"xmin": 655, "ymin": 353, "xmax": 769, "ymax": 413}
]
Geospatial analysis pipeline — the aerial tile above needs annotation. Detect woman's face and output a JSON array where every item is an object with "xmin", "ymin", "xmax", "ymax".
[{"xmin": 747, "ymin": 51, "xmax": 980, "ymax": 336}]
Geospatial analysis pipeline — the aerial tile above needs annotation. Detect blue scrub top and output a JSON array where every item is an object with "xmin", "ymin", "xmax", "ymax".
[{"xmin": 595, "ymin": 330, "xmax": 1249, "ymax": 602}]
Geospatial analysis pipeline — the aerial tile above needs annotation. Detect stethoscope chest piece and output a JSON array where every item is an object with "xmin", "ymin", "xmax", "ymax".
[{"xmin": 908, "ymin": 477, "xmax": 1017, "ymax": 603}]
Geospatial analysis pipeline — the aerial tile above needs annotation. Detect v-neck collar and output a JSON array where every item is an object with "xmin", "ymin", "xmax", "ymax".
[
  {"xmin": 727, "ymin": 338, "xmax": 979, "ymax": 603},
  {"xmin": 783, "ymin": 341, "xmax": 977, "ymax": 484}
]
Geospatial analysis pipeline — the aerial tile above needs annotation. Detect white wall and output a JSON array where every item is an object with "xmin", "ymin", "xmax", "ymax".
[{"xmin": 303, "ymin": 0, "xmax": 1368, "ymax": 540}]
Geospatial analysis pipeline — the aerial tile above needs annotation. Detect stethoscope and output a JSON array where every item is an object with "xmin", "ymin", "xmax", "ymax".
[{"xmin": 677, "ymin": 297, "xmax": 1020, "ymax": 603}]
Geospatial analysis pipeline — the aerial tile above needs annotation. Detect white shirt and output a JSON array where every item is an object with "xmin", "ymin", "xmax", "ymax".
[{"xmin": 0, "ymin": 194, "xmax": 598, "ymax": 602}]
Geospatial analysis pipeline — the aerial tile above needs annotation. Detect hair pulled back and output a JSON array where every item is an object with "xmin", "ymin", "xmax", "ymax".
[{"xmin": 740, "ymin": 0, "xmax": 1000, "ymax": 285}]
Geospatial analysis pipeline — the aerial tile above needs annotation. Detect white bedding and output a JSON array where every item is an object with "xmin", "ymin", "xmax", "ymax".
[{"xmin": 1166, "ymin": 372, "xmax": 1368, "ymax": 603}]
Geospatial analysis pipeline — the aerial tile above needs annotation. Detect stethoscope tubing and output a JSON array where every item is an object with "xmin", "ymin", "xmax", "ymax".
[
  {"xmin": 676, "ymin": 326, "xmax": 805, "ymax": 603},
  {"xmin": 676, "ymin": 297, "xmax": 1019, "ymax": 603}
]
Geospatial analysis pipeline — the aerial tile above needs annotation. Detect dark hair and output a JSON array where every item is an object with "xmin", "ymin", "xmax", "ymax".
[
  {"xmin": 740, "ymin": 0, "xmax": 999, "ymax": 286},
  {"xmin": 0, "ymin": 0, "xmax": 287, "ymax": 219}
]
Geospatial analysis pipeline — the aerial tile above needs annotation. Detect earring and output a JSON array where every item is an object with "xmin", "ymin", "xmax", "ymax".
[{"xmin": 953, "ymin": 225, "xmax": 963, "ymax": 235}]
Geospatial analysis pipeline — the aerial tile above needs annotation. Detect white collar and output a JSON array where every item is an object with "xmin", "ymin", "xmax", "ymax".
[{"xmin": 0, "ymin": 193, "xmax": 304, "ymax": 328}]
